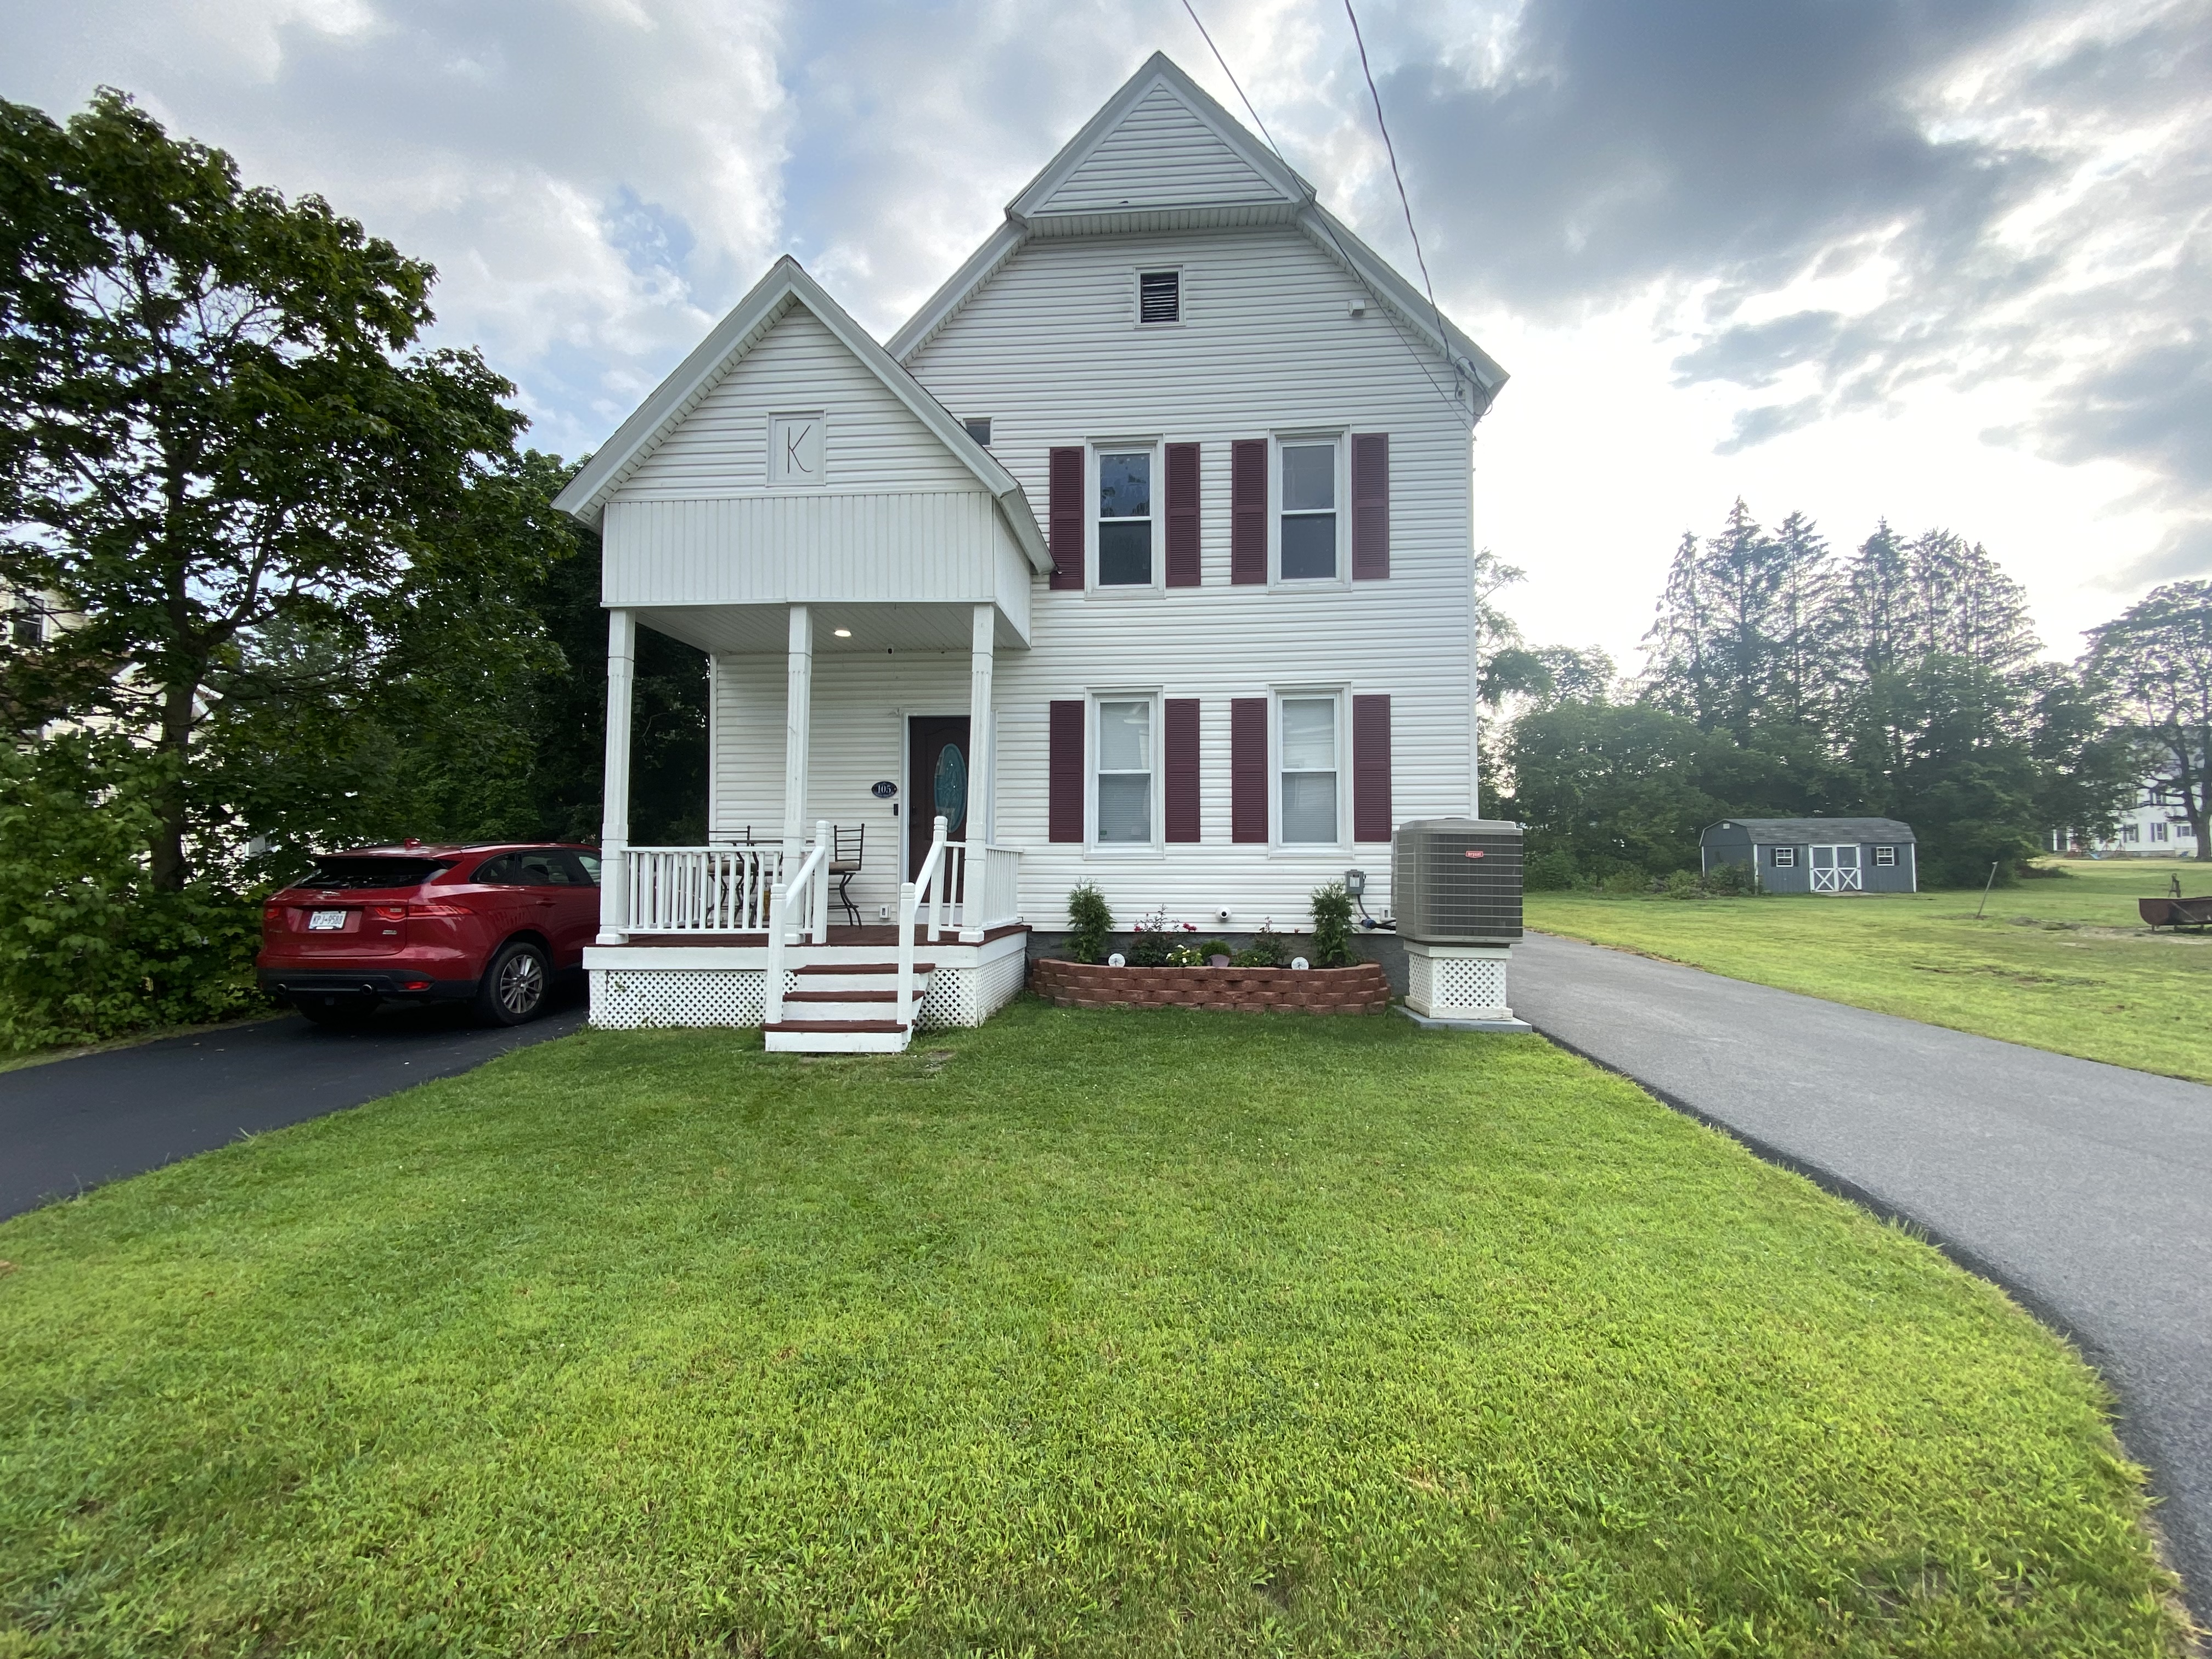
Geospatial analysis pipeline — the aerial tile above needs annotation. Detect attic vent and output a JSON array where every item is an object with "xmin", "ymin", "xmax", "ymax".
[
  {"xmin": 963, "ymin": 417, "xmax": 992, "ymax": 447},
  {"xmin": 1138, "ymin": 270, "xmax": 1180, "ymax": 325}
]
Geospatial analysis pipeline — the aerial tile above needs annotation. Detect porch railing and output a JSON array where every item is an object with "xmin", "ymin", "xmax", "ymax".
[
  {"xmin": 898, "ymin": 815, "xmax": 949, "ymax": 1030},
  {"xmin": 626, "ymin": 845, "xmax": 782, "ymax": 934},
  {"xmin": 942, "ymin": 842, "xmax": 1022, "ymax": 941},
  {"xmin": 765, "ymin": 820, "xmax": 831, "ymax": 1025}
]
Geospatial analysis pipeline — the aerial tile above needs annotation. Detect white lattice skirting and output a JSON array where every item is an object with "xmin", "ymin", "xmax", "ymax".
[
  {"xmin": 1404, "ymin": 942, "xmax": 1513, "ymax": 1020},
  {"xmin": 590, "ymin": 955, "xmax": 1026, "ymax": 1032}
]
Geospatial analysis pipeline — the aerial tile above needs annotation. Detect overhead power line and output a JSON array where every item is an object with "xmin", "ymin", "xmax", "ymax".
[
  {"xmin": 1341, "ymin": 0, "xmax": 1457, "ymax": 397},
  {"xmin": 1176, "ymin": 0, "xmax": 1475, "ymax": 426}
]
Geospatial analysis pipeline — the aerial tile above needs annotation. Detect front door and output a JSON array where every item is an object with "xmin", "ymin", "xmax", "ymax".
[
  {"xmin": 1810, "ymin": 844, "xmax": 1862, "ymax": 893},
  {"xmin": 907, "ymin": 715, "xmax": 971, "ymax": 885}
]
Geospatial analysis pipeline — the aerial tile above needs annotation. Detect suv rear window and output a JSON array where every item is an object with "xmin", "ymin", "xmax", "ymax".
[{"xmin": 300, "ymin": 856, "xmax": 453, "ymax": 891}]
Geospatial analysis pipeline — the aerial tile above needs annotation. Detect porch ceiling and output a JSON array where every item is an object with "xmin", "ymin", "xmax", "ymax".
[{"xmin": 635, "ymin": 601, "xmax": 1026, "ymax": 656}]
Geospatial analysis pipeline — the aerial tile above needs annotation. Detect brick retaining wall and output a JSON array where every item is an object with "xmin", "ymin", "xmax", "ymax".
[{"xmin": 1029, "ymin": 958, "xmax": 1390, "ymax": 1014}]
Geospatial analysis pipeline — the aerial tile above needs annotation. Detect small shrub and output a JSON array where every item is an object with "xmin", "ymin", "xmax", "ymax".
[
  {"xmin": 1126, "ymin": 928, "xmax": 1176, "ymax": 967},
  {"xmin": 1194, "ymin": 938, "xmax": 1234, "ymax": 963},
  {"xmin": 1703, "ymin": 860, "xmax": 1758, "ymax": 896},
  {"xmin": 1524, "ymin": 849, "xmax": 1578, "ymax": 891},
  {"xmin": 1308, "ymin": 883, "xmax": 1356, "ymax": 967},
  {"xmin": 1065, "ymin": 882, "xmax": 1112, "ymax": 963},
  {"xmin": 1164, "ymin": 944, "xmax": 1206, "ymax": 967},
  {"xmin": 1662, "ymin": 869, "xmax": 1701, "ymax": 900},
  {"xmin": 1231, "ymin": 921, "xmax": 1292, "ymax": 968}
]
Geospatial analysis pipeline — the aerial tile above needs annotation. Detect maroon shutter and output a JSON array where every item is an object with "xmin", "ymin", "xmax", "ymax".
[
  {"xmin": 1164, "ymin": 698, "xmax": 1200, "ymax": 841},
  {"xmin": 1352, "ymin": 432, "xmax": 1389, "ymax": 580},
  {"xmin": 1352, "ymin": 694, "xmax": 1392, "ymax": 841},
  {"xmin": 1048, "ymin": 447, "xmax": 1084, "ymax": 590},
  {"xmin": 1048, "ymin": 700, "xmax": 1085, "ymax": 842},
  {"xmin": 1231, "ymin": 697, "xmax": 1268, "ymax": 843},
  {"xmin": 1230, "ymin": 439, "xmax": 1267, "ymax": 585},
  {"xmin": 1165, "ymin": 443, "xmax": 1200, "ymax": 587}
]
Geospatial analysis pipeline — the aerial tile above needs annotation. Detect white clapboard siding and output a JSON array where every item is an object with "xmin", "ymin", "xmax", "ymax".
[
  {"xmin": 710, "ymin": 650, "xmax": 973, "ymax": 923},
  {"xmin": 1036, "ymin": 83, "xmax": 1287, "ymax": 216},
  {"xmin": 605, "ymin": 493, "xmax": 1004, "ymax": 608},
  {"xmin": 617, "ymin": 303, "xmax": 974, "ymax": 500}
]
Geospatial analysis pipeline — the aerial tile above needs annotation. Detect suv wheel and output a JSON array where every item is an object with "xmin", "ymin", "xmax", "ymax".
[{"xmin": 477, "ymin": 940, "xmax": 550, "ymax": 1026}]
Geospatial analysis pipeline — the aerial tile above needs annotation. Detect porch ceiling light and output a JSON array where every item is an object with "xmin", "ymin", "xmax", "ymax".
[{"xmin": 833, "ymin": 627, "xmax": 852, "ymax": 637}]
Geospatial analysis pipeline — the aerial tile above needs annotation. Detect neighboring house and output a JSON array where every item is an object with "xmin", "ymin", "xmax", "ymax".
[
  {"xmin": 2053, "ymin": 783, "xmax": 2200, "ymax": 856},
  {"xmin": 1701, "ymin": 818, "xmax": 1918, "ymax": 894},
  {"xmin": 556, "ymin": 52, "xmax": 1508, "ymax": 1049}
]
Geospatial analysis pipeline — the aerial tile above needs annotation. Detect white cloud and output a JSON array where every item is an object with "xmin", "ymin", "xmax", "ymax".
[{"xmin": 3, "ymin": 0, "xmax": 2204, "ymax": 666}]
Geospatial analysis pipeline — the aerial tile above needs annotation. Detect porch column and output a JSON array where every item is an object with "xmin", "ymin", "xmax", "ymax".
[
  {"xmin": 963, "ymin": 603, "xmax": 994, "ymax": 943},
  {"xmin": 596, "ymin": 608, "xmax": 636, "ymax": 945},
  {"xmin": 782, "ymin": 605, "xmax": 813, "ymax": 857}
]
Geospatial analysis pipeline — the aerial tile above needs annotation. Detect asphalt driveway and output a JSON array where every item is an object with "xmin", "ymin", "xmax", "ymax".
[
  {"xmin": 1, "ymin": 997, "xmax": 585, "ymax": 1221},
  {"xmin": 1511, "ymin": 929, "xmax": 2212, "ymax": 1617}
]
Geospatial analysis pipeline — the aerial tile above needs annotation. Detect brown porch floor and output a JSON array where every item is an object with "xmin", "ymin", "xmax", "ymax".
[{"xmin": 618, "ymin": 922, "xmax": 1030, "ymax": 947}]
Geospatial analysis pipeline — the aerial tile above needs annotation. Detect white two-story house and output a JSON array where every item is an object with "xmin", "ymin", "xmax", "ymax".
[{"xmin": 557, "ymin": 52, "xmax": 1508, "ymax": 1049}]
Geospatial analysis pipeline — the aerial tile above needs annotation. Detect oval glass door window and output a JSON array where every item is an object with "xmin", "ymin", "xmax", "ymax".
[{"xmin": 933, "ymin": 744, "xmax": 968, "ymax": 836}]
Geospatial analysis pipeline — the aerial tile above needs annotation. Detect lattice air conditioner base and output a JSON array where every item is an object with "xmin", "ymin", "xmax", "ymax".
[{"xmin": 1403, "ymin": 941, "xmax": 1527, "ymax": 1029}]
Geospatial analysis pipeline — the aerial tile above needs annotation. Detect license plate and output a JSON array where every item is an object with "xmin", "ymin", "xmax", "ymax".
[{"xmin": 308, "ymin": 910, "xmax": 348, "ymax": 932}]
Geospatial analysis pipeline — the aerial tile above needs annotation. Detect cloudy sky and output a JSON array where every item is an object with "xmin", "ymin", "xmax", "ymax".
[{"xmin": 6, "ymin": 0, "xmax": 2207, "ymax": 670}]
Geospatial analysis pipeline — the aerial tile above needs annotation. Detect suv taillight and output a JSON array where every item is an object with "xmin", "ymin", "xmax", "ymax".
[{"xmin": 407, "ymin": 901, "xmax": 472, "ymax": 917}]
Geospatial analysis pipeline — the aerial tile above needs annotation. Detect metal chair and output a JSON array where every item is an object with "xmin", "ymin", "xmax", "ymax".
[{"xmin": 828, "ymin": 824, "xmax": 865, "ymax": 926}]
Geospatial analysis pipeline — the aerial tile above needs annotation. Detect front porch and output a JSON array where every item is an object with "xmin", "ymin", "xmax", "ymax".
[{"xmin": 591, "ymin": 599, "xmax": 1029, "ymax": 1049}]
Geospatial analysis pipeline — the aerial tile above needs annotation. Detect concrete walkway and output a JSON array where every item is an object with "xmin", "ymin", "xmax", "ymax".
[
  {"xmin": 1, "ymin": 1000, "xmax": 585, "ymax": 1222},
  {"xmin": 1511, "ymin": 930, "xmax": 2212, "ymax": 1615}
]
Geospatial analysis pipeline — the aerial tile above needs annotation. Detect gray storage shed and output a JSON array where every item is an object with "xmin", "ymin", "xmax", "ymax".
[{"xmin": 1701, "ymin": 817, "xmax": 1917, "ymax": 894}]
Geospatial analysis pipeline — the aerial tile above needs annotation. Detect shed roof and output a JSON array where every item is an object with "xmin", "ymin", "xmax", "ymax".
[{"xmin": 1705, "ymin": 817, "xmax": 1916, "ymax": 844}]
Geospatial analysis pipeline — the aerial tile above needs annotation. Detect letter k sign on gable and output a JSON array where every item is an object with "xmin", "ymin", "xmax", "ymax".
[{"xmin": 769, "ymin": 413, "xmax": 825, "ymax": 487}]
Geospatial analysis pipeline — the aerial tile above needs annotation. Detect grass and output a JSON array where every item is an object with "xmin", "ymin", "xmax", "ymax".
[
  {"xmin": 0, "ymin": 1002, "xmax": 2190, "ymax": 1656},
  {"xmin": 1528, "ymin": 858, "xmax": 2212, "ymax": 1083}
]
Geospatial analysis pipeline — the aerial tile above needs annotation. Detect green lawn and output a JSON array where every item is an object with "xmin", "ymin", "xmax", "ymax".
[
  {"xmin": 1530, "ymin": 859, "xmax": 2212, "ymax": 1083},
  {"xmin": 0, "ymin": 1004, "xmax": 2187, "ymax": 1655}
]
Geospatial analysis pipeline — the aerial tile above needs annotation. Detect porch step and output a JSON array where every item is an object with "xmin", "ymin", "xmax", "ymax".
[
  {"xmin": 764, "ymin": 1018, "xmax": 912, "ymax": 1054},
  {"xmin": 784, "ymin": 988, "xmax": 903, "ymax": 1021},
  {"xmin": 787, "ymin": 962, "xmax": 935, "ymax": 996}
]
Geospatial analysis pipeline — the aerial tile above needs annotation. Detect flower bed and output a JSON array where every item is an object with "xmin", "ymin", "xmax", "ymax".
[{"xmin": 1030, "ymin": 958, "xmax": 1389, "ymax": 1014}]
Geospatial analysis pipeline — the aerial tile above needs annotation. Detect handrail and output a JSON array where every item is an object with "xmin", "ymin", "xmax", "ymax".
[
  {"xmin": 896, "ymin": 815, "xmax": 949, "ymax": 1031},
  {"xmin": 764, "ymin": 820, "xmax": 830, "ymax": 1025}
]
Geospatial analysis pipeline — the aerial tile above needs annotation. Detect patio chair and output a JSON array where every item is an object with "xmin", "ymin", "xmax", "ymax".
[{"xmin": 828, "ymin": 823, "xmax": 865, "ymax": 926}]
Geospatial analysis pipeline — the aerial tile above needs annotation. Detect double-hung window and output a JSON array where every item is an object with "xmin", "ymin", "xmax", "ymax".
[
  {"xmin": 1279, "ymin": 439, "xmax": 1338, "ymax": 580},
  {"xmin": 1874, "ymin": 845, "xmax": 1898, "ymax": 867},
  {"xmin": 1096, "ymin": 698, "xmax": 1154, "ymax": 844},
  {"xmin": 1097, "ymin": 449, "xmax": 1154, "ymax": 586},
  {"xmin": 1771, "ymin": 846, "xmax": 1797, "ymax": 868},
  {"xmin": 1278, "ymin": 696, "xmax": 1340, "ymax": 844}
]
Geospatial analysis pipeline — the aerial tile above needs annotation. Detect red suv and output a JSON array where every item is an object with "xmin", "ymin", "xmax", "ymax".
[{"xmin": 257, "ymin": 843, "xmax": 601, "ymax": 1027}]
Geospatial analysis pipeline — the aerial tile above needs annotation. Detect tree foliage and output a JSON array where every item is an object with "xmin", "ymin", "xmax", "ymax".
[
  {"xmin": 1505, "ymin": 502, "xmax": 2135, "ymax": 885},
  {"xmin": 0, "ymin": 89, "xmax": 537, "ymax": 886},
  {"xmin": 2090, "ymin": 581, "xmax": 2212, "ymax": 856}
]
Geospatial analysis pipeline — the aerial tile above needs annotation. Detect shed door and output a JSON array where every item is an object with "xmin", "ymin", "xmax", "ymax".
[{"xmin": 1810, "ymin": 844, "xmax": 1861, "ymax": 893}]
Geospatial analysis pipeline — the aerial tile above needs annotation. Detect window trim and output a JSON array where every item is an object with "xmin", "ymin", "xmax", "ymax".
[
  {"xmin": 1087, "ymin": 689, "xmax": 1164, "ymax": 855},
  {"xmin": 1771, "ymin": 845, "xmax": 1797, "ymax": 868},
  {"xmin": 1268, "ymin": 686, "xmax": 1349, "ymax": 853},
  {"xmin": 1267, "ymin": 430, "xmax": 1351, "ymax": 588},
  {"xmin": 1088, "ymin": 439, "xmax": 1165, "ymax": 595},
  {"xmin": 1133, "ymin": 266, "xmax": 1184, "ymax": 329},
  {"xmin": 1874, "ymin": 845, "xmax": 1898, "ymax": 867}
]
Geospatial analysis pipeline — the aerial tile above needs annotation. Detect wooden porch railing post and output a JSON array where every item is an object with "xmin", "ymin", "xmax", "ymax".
[{"xmin": 812, "ymin": 820, "xmax": 831, "ymax": 945}]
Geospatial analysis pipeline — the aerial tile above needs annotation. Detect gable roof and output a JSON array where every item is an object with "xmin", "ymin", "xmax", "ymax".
[
  {"xmin": 886, "ymin": 51, "xmax": 1507, "ymax": 413},
  {"xmin": 1706, "ymin": 818, "xmax": 1917, "ymax": 844},
  {"xmin": 552, "ymin": 256, "xmax": 1050, "ymax": 573}
]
